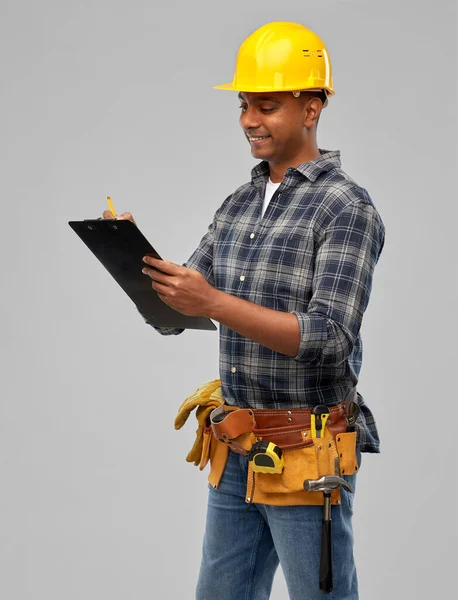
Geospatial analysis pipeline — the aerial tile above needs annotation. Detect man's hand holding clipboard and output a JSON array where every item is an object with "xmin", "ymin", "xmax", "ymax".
[{"xmin": 141, "ymin": 257, "xmax": 219, "ymax": 318}]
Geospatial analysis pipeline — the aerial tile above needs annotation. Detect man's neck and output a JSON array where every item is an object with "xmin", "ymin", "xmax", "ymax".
[{"xmin": 269, "ymin": 147, "xmax": 321, "ymax": 183}]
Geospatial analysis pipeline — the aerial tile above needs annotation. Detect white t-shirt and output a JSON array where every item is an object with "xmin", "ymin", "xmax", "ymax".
[{"xmin": 261, "ymin": 178, "xmax": 282, "ymax": 217}]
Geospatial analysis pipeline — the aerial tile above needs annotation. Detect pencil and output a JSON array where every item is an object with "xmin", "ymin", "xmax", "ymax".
[{"xmin": 106, "ymin": 196, "xmax": 117, "ymax": 218}]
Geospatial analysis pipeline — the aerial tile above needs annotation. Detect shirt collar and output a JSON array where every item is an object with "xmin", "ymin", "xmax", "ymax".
[{"xmin": 251, "ymin": 148, "xmax": 341, "ymax": 184}]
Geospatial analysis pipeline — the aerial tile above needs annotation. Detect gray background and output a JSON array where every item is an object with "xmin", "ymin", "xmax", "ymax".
[{"xmin": 1, "ymin": 0, "xmax": 457, "ymax": 598}]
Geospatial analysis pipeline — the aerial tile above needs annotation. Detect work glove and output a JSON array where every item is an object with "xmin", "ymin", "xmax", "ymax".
[{"xmin": 175, "ymin": 379, "xmax": 224, "ymax": 466}]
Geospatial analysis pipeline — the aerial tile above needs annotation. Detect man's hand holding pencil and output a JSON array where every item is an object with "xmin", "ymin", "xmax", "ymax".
[{"xmin": 101, "ymin": 196, "xmax": 137, "ymax": 225}]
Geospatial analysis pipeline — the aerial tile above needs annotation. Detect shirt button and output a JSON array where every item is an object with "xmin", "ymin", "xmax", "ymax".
[
  {"xmin": 240, "ymin": 275, "xmax": 245, "ymax": 281},
  {"xmin": 231, "ymin": 367, "xmax": 237, "ymax": 373},
  {"xmin": 250, "ymin": 233, "xmax": 255, "ymax": 239}
]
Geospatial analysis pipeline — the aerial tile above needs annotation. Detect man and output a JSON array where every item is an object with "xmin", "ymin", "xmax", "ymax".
[{"xmin": 106, "ymin": 21, "xmax": 385, "ymax": 600}]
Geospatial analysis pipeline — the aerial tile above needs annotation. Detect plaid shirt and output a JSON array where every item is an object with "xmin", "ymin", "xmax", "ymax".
[{"xmin": 151, "ymin": 149, "xmax": 385, "ymax": 453}]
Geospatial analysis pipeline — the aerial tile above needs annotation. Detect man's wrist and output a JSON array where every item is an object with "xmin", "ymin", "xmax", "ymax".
[{"xmin": 206, "ymin": 288, "xmax": 227, "ymax": 321}]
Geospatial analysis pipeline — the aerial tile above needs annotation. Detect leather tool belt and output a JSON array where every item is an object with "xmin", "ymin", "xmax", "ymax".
[
  {"xmin": 204, "ymin": 388, "xmax": 360, "ymax": 507},
  {"xmin": 210, "ymin": 388, "xmax": 356, "ymax": 455}
]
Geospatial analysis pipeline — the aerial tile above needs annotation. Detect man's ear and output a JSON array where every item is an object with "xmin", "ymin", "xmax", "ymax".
[{"xmin": 303, "ymin": 97, "xmax": 322, "ymax": 128}]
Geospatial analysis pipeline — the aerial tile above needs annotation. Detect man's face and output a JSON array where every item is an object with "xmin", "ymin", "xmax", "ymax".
[{"xmin": 238, "ymin": 91, "xmax": 310, "ymax": 163}]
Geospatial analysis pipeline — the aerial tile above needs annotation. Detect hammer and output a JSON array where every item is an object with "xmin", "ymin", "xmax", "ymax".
[{"xmin": 303, "ymin": 475, "xmax": 354, "ymax": 593}]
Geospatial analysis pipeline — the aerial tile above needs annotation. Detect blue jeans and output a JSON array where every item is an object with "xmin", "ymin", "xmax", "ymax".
[{"xmin": 196, "ymin": 447, "xmax": 362, "ymax": 600}]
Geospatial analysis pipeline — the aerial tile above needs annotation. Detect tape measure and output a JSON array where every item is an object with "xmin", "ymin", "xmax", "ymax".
[{"xmin": 248, "ymin": 441, "xmax": 284, "ymax": 474}]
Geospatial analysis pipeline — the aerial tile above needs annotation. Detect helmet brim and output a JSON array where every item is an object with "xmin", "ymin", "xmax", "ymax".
[
  {"xmin": 213, "ymin": 83, "xmax": 235, "ymax": 90},
  {"xmin": 214, "ymin": 82, "xmax": 334, "ymax": 96}
]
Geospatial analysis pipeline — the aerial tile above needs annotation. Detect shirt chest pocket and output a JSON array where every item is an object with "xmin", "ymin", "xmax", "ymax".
[
  {"xmin": 214, "ymin": 224, "xmax": 315, "ymax": 307},
  {"xmin": 259, "ymin": 227, "xmax": 314, "ymax": 266},
  {"xmin": 256, "ymin": 229, "xmax": 315, "ymax": 302}
]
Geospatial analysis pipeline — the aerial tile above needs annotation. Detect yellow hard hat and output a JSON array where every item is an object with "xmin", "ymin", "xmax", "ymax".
[{"xmin": 215, "ymin": 21, "xmax": 334, "ymax": 100}]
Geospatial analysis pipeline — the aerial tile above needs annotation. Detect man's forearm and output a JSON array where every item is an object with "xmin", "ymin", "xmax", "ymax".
[{"xmin": 207, "ymin": 289, "xmax": 301, "ymax": 357}]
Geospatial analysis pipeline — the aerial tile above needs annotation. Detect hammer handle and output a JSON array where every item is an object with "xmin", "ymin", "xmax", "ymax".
[{"xmin": 319, "ymin": 519, "xmax": 333, "ymax": 593}]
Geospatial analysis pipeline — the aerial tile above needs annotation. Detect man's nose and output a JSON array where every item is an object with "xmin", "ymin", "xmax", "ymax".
[{"xmin": 240, "ymin": 107, "xmax": 261, "ymax": 131}]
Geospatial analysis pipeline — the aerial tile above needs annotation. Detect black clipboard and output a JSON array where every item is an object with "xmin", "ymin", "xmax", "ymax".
[{"xmin": 69, "ymin": 219, "xmax": 217, "ymax": 331}]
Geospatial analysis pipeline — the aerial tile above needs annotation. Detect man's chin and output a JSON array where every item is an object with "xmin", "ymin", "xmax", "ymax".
[{"xmin": 250, "ymin": 147, "xmax": 273, "ymax": 160}]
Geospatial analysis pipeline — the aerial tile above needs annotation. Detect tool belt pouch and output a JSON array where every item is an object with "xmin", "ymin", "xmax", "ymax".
[
  {"xmin": 206, "ymin": 405, "xmax": 256, "ymax": 489},
  {"xmin": 206, "ymin": 430, "xmax": 257, "ymax": 490},
  {"xmin": 199, "ymin": 423, "xmax": 213, "ymax": 471},
  {"xmin": 249, "ymin": 427, "xmax": 359, "ymax": 507},
  {"xmin": 199, "ymin": 418, "xmax": 252, "ymax": 475},
  {"xmin": 334, "ymin": 431, "xmax": 359, "ymax": 476},
  {"xmin": 207, "ymin": 430, "xmax": 229, "ymax": 489}
]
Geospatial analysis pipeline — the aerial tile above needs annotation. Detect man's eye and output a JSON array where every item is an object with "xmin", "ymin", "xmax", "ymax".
[{"xmin": 239, "ymin": 105, "xmax": 275, "ymax": 113}]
